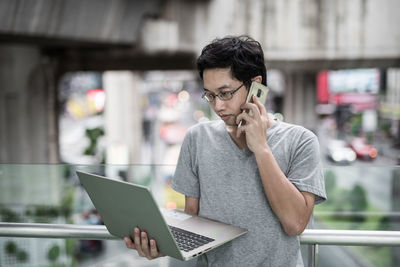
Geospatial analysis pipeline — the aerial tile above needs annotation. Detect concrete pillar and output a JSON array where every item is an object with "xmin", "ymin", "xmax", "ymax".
[
  {"xmin": 103, "ymin": 71, "xmax": 142, "ymax": 168},
  {"xmin": 282, "ymin": 71, "xmax": 318, "ymax": 130},
  {"xmin": 0, "ymin": 45, "xmax": 58, "ymax": 163}
]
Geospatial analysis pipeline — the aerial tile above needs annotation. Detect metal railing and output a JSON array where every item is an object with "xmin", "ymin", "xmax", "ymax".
[{"xmin": 1, "ymin": 222, "xmax": 400, "ymax": 267}]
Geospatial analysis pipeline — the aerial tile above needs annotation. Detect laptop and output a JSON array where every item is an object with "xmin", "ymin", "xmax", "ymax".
[{"xmin": 76, "ymin": 171, "xmax": 247, "ymax": 261}]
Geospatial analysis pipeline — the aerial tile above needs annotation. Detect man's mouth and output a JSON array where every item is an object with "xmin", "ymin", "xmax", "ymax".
[{"xmin": 219, "ymin": 114, "xmax": 231, "ymax": 120}]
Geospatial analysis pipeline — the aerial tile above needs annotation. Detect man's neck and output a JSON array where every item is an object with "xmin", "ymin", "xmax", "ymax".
[
  {"xmin": 225, "ymin": 118, "xmax": 277, "ymax": 149},
  {"xmin": 226, "ymin": 125, "xmax": 247, "ymax": 149}
]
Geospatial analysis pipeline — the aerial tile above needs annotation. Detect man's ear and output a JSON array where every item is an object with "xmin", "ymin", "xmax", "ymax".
[{"xmin": 251, "ymin": 75, "xmax": 262, "ymax": 84}]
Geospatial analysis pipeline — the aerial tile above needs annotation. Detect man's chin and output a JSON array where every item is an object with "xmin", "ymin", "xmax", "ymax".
[{"xmin": 223, "ymin": 119, "xmax": 239, "ymax": 127}]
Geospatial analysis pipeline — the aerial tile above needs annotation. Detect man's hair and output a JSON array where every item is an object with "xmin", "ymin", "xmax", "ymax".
[{"xmin": 196, "ymin": 35, "xmax": 267, "ymax": 87}]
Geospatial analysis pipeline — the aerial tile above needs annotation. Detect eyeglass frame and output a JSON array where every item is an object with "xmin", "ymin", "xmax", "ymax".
[{"xmin": 201, "ymin": 82, "xmax": 246, "ymax": 103}]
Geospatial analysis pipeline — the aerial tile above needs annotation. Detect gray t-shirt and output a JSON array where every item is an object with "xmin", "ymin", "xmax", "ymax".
[{"xmin": 172, "ymin": 120, "xmax": 326, "ymax": 266}]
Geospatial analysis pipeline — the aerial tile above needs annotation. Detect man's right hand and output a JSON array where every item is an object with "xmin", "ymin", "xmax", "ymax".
[{"xmin": 124, "ymin": 227, "xmax": 165, "ymax": 260}]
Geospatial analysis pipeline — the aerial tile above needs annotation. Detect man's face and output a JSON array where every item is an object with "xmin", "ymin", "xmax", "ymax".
[{"xmin": 203, "ymin": 68, "xmax": 248, "ymax": 127}]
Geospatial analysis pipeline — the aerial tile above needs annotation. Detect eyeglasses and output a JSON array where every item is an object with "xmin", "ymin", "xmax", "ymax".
[{"xmin": 202, "ymin": 83, "xmax": 245, "ymax": 103}]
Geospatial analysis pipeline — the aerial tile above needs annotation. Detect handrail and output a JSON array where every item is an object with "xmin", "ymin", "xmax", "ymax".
[
  {"xmin": 1, "ymin": 222, "xmax": 400, "ymax": 246},
  {"xmin": 0, "ymin": 222, "xmax": 117, "ymax": 240},
  {"xmin": 300, "ymin": 229, "xmax": 400, "ymax": 246}
]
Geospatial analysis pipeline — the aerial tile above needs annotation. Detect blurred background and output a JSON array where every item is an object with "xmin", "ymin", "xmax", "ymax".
[{"xmin": 0, "ymin": 0, "xmax": 399, "ymax": 266}]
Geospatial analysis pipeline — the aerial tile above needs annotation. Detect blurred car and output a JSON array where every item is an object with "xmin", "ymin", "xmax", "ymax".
[
  {"xmin": 326, "ymin": 139, "xmax": 357, "ymax": 164},
  {"xmin": 349, "ymin": 137, "xmax": 378, "ymax": 160}
]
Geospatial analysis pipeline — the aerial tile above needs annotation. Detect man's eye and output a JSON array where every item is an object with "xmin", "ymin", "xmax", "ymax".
[
  {"xmin": 206, "ymin": 93, "xmax": 215, "ymax": 98},
  {"xmin": 220, "ymin": 91, "xmax": 230, "ymax": 97}
]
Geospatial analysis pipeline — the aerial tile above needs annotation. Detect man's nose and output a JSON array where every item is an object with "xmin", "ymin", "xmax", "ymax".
[{"xmin": 213, "ymin": 97, "xmax": 226, "ymax": 111}]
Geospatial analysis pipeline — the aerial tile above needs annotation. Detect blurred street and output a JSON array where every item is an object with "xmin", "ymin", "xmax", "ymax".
[{"xmin": 1, "ymin": 0, "xmax": 400, "ymax": 266}]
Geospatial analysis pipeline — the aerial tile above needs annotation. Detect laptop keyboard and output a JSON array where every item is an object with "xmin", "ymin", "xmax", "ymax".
[{"xmin": 169, "ymin": 225, "xmax": 215, "ymax": 252}]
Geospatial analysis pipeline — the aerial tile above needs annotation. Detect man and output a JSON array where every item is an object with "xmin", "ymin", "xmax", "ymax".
[{"xmin": 125, "ymin": 35, "xmax": 326, "ymax": 266}]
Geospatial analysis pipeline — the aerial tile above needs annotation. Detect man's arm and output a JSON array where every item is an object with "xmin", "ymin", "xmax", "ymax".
[
  {"xmin": 184, "ymin": 196, "xmax": 199, "ymax": 215},
  {"xmin": 255, "ymin": 150, "xmax": 315, "ymax": 236},
  {"xmin": 236, "ymin": 96, "xmax": 315, "ymax": 236}
]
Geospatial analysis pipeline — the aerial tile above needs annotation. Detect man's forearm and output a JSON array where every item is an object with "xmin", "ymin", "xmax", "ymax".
[{"xmin": 254, "ymin": 147, "xmax": 314, "ymax": 236}]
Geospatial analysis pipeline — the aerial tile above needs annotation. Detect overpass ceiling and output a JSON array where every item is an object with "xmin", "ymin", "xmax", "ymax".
[
  {"xmin": 47, "ymin": 45, "xmax": 398, "ymax": 73},
  {"xmin": 0, "ymin": 0, "xmax": 398, "ymax": 72},
  {"xmin": 0, "ymin": 0, "xmax": 161, "ymax": 46},
  {"xmin": 47, "ymin": 46, "xmax": 197, "ymax": 72}
]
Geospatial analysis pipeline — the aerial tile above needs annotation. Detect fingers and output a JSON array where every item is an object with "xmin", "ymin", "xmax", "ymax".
[
  {"xmin": 150, "ymin": 239, "xmax": 160, "ymax": 258},
  {"xmin": 124, "ymin": 236, "xmax": 136, "ymax": 249},
  {"xmin": 125, "ymin": 227, "xmax": 162, "ymax": 260},
  {"xmin": 237, "ymin": 96, "xmax": 268, "ymax": 127},
  {"xmin": 236, "ymin": 111, "xmax": 251, "ymax": 138},
  {"xmin": 149, "ymin": 239, "xmax": 165, "ymax": 258},
  {"xmin": 237, "ymin": 96, "xmax": 269, "ymax": 138},
  {"xmin": 241, "ymin": 103, "xmax": 258, "ymax": 118},
  {"xmin": 141, "ymin": 231, "xmax": 152, "ymax": 259},
  {"xmin": 240, "ymin": 98, "xmax": 261, "ymax": 119},
  {"xmin": 252, "ymin": 95, "xmax": 267, "ymax": 116},
  {"xmin": 252, "ymin": 95, "xmax": 272, "ymax": 127},
  {"xmin": 133, "ymin": 227, "xmax": 145, "ymax": 256},
  {"xmin": 236, "ymin": 123, "xmax": 245, "ymax": 138},
  {"xmin": 236, "ymin": 110, "xmax": 252, "ymax": 126}
]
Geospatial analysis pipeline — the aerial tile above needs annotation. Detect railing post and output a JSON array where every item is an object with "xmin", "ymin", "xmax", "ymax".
[
  {"xmin": 313, "ymin": 244, "xmax": 319, "ymax": 267},
  {"xmin": 308, "ymin": 243, "xmax": 319, "ymax": 267},
  {"xmin": 308, "ymin": 244, "xmax": 313, "ymax": 267}
]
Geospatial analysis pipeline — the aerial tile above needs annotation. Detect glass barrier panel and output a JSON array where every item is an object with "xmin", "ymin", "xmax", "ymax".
[
  {"xmin": 313, "ymin": 165, "xmax": 400, "ymax": 267},
  {"xmin": 1, "ymin": 164, "xmax": 399, "ymax": 266}
]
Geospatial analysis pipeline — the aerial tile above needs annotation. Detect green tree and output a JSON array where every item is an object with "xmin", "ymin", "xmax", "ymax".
[
  {"xmin": 48, "ymin": 244, "xmax": 60, "ymax": 263},
  {"xmin": 324, "ymin": 170, "xmax": 337, "ymax": 196},
  {"xmin": 349, "ymin": 185, "xmax": 368, "ymax": 212},
  {"xmin": 84, "ymin": 127, "xmax": 104, "ymax": 156},
  {"xmin": 16, "ymin": 250, "xmax": 28, "ymax": 262},
  {"xmin": 5, "ymin": 241, "xmax": 17, "ymax": 254}
]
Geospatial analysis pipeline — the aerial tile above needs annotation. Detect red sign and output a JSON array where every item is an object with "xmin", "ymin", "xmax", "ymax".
[
  {"xmin": 331, "ymin": 93, "xmax": 377, "ymax": 111},
  {"xmin": 317, "ymin": 71, "xmax": 330, "ymax": 103}
]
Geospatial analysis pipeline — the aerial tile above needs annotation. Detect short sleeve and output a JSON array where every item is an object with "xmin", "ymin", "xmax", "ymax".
[
  {"xmin": 286, "ymin": 130, "xmax": 327, "ymax": 204},
  {"xmin": 171, "ymin": 129, "xmax": 200, "ymax": 199}
]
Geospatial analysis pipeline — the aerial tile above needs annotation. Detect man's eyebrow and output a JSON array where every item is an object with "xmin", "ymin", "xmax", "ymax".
[{"xmin": 203, "ymin": 84, "xmax": 231, "ymax": 92}]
